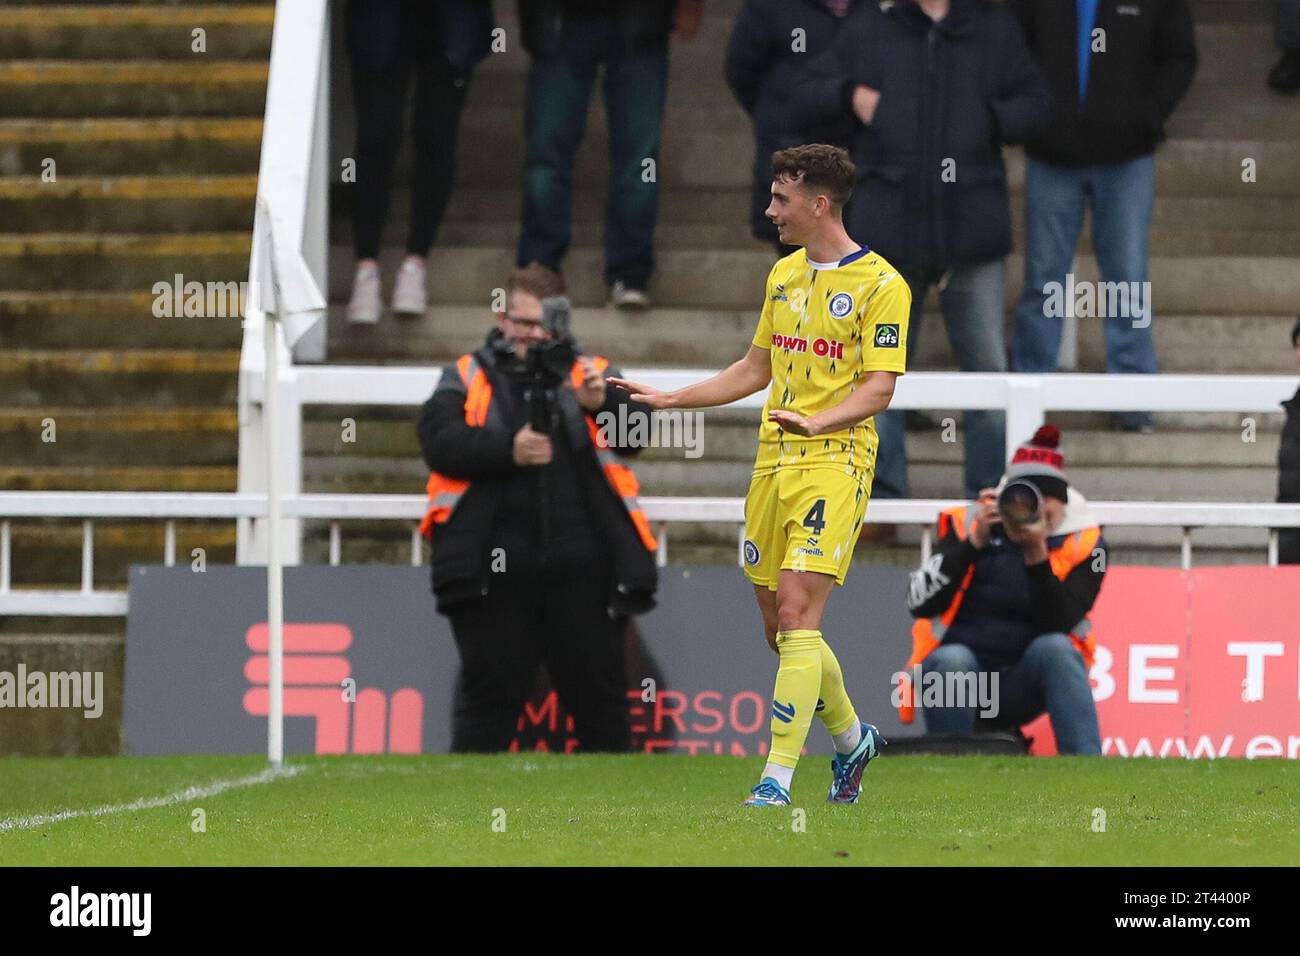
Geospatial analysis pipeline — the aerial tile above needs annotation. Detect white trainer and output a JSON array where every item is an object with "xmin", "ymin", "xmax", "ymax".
[
  {"xmin": 347, "ymin": 261, "xmax": 382, "ymax": 324},
  {"xmin": 391, "ymin": 257, "xmax": 428, "ymax": 316},
  {"xmin": 609, "ymin": 280, "xmax": 650, "ymax": 310}
]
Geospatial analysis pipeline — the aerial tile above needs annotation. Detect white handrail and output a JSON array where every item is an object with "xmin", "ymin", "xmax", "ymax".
[{"xmin": 4, "ymin": 492, "xmax": 1300, "ymax": 528}]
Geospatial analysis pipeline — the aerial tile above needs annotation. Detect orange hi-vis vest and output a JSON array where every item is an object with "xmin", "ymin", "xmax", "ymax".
[
  {"xmin": 418, "ymin": 352, "xmax": 658, "ymax": 552},
  {"xmin": 897, "ymin": 504, "xmax": 1100, "ymax": 724}
]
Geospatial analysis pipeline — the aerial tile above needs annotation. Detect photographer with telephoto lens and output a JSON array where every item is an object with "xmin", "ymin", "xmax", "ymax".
[
  {"xmin": 416, "ymin": 264, "xmax": 659, "ymax": 752},
  {"xmin": 900, "ymin": 424, "xmax": 1107, "ymax": 754}
]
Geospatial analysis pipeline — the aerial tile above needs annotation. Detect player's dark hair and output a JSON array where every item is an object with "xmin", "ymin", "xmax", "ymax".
[{"xmin": 771, "ymin": 144, "xmax": 855, "ymax": 208}]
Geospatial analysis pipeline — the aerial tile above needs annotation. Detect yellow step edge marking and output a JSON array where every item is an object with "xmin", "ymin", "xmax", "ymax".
[
  {"xmin": 0, "ymin": 233, "xmax": 250, "ymax": 255},
  {"xmin": 0, "ymin": 350, "xmax": 241, "ymax": 373},
  {"xmin": 0, "ymin": 6, "xmax": 276, "ymax": 27},
  {"xmin": 0, "ymin": 176, "xmax": 257, "ymax": 200},
  {"xmin": 0, "ymin": 61, "xmax": 268, "ymax": 84},
  {"xmin": 1, "ymin": 291, "xmax": 157, "ymax": 308},
  {"xmin": 0, "ymin": 408, "xmax": 238, "ymax": 431},
  {"xmin": 0, "ymin": 118, "xmax": 263, "ymax": 143},
  {"xmin": 0, "ymin": 466, "xmax": 237, "ymax": 492}
]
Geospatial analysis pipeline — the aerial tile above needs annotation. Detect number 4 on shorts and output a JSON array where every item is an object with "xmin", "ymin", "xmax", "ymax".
[{"xmin": 803, "ymin": 499, "xmax": 827, "ymax": 535}]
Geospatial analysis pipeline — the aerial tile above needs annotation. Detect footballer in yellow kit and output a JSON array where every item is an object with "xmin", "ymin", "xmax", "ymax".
[
  {"xmin": 607, "ymin": 144, "xmax": 908, "ymax": 808},
  {"xmin": 744, "ymin": 244, "xmax": 909, "ymax": 589}
]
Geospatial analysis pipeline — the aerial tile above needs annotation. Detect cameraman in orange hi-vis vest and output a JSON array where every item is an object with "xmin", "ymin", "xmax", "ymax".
[
  {"xmin": 901, "ymin": 424, "xmax": 1107, "ymax": 754},
  {"xmin": 415, "ymin": 263, "xmax": 658, "ymax": 753}
]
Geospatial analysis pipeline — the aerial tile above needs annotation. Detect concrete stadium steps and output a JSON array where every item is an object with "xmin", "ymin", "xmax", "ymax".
[
  {"xmin": 436, "ymin": 107, "xmax": 1300, "ymax": 193},
  {"xmin": 358, "ymin": 187, "xmax": 1300, "ymax": 253},
  {"xmin": 0, "ymin": 407, "xmax": 238, "ymax": 466},
  {"xmin": 0, "ymin": 174, "xmax": 258, "ymax": 232},
  {"xmin": 301, "ymin": 398, "xmax": 1286, "ymax": 504},
  {"xmin": 0, "ymin": 301, "xmax": 243, "ymax": 349},
  {"xmin": 327, "ymin": 244, "xmax": 1300, "ymax": 316},
  {"xmin": 0, "ymin": 349, "xmax": 240, "ymax": 405},
  {"xmin": 0, "ymin": 118, "xmax": 264, "ymax": 176},
  {"xmin": 431, "ymin": 185, "xmax": 1300, "ymax": 232},
  {"xmin": 0, "ymin": 232, "xmax": 250, "ymax": 289},
  {"xmin": 0, "ymin": 4, "xmax": 274, "ymax": 60},
  {"xmin": 0, "ymin": 2, "xmax": 265, "ymax": 545},
  {"xmin": 0, "ymin": 60, "xmax": 268, "ymax": 118},
  {"xmin": 325, "ymin": 304, "xmax": 1300, "ymax": 375},
  {"xmin": 377, "ymin": 216, "xmax": 1300, "ymax": 258}
]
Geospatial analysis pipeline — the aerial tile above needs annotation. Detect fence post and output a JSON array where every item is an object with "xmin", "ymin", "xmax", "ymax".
[{"xmin": 1005, "ymin": 375, "xmax": 1046, "ymax": 450}]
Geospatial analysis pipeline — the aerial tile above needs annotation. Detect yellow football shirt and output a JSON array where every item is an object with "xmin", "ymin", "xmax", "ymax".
[{"xmin": 750, "ymin": 246, "xmax": 910, "ymax": 475}]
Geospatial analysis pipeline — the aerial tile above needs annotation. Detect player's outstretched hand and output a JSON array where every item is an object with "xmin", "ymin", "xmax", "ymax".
[
  {"xmin": 768, "ymin": 408, "xmax": 820, "ymax": 437},
  {"xmin": 606, "ymin": 376, "xmax": 678, "ymax": 409}
]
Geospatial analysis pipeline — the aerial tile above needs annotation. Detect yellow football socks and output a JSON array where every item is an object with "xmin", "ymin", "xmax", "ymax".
[
  {"xmin": 816, "ymin": 636, "xmax": 859, "ymax": 738},
  {"xmin": 767, "ymin": 629, "xmax": 824, "ymax": 769}
]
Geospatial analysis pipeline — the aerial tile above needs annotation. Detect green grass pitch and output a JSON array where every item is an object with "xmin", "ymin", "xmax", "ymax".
[{"xmin": 1, "ymin": 754, "xmax": 1295, "ymax": 866}]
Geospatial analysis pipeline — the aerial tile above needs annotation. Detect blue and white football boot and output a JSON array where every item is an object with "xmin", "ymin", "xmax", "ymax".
[
  {"xmin": 742, "ymin": 776, "xmax": 792, "ymax": 807},
  {"xmin": 827, "ymin": 721, "xmax": 886, "ymax": 804}
]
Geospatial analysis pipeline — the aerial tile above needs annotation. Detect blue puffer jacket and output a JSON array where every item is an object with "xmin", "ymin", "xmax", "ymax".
[{"xmin": 790, "ymin": 0, "xmax": 1051, "ymax": 273}]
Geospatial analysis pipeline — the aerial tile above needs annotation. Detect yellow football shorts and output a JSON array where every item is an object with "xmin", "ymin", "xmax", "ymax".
[{"xmin": 742, "ymin": 466, "xmax": 873, "ymax": 589}]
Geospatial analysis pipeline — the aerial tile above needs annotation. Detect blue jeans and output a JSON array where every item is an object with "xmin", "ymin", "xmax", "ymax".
[
  {"xmin": 517, "ymin": 19, "xmax": 667, "ymax": 288},
  {"xmin": 874, "ymin": 258, "xmax": 1007, "ymax": 500},
  {"xmin": 1277, "ymin": 0, "xmax": 1300, "ymax": 50},
  {"xmin": 920, "ymin": 633, "xmax": 1102, "ymax": 755},
  {"xmin": 1013, "ymin": 155, "xmax": 1158, "ymax": 429}
]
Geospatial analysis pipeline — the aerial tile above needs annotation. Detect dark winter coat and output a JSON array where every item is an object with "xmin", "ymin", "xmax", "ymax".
[
  {"xmin": 790, "ymin": 0, "xmax": 1051, "ymax": 273},
  {"xmin": 1005, "ymin": 0, "xmax": 1197, "ymax": 166}
]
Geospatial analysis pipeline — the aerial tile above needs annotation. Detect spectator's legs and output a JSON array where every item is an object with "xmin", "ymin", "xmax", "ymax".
[
  {"xmin": 938, "ymin": 258, "xmax": 1008, "ymax": 497},
  {"xmin": 872, "ymin": 270, "xmax": 930, "ymax": 499},
  {"xmin": 540, "ymin": 562, "xmax": 632, "ymax": 752},
  {"xmin": 602, "ymin": 34, "xmax": 669, "ymax": 290},
  {"xmin": 349, "ymin": 55, "xmax": 411, "ymax": 261},
  {"xmin": 516, "ymin": 23, "xmax": 602, "ymax": 272},
  {"xmin": 996, "ymin": 632, "xmax": 1102, "ymax": 754},
  {"xmin": 919, "ymin": 642, "xmax": 980, "ymax": 736},
  {"xmin": 406, "ymin": 46, "xmax": 471, "ymax": 257},
  {"xmin": 1271, "ymin": 0, "xmax": 1300, "ymax": 92},
  {"xmin": 446, "ymin": 576, "xmax": 546, "ymax": 752},
  {"xmin": 1091, "ymin": 155, "xmax": 1158, "ymax": 430},
  {"xmin": 1012, "ymin": 158, "xmax": 1087, "ymax": 372}
]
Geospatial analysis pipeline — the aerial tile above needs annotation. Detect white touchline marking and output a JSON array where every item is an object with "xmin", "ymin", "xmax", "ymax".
[{"xmin": 0, "ymin": 764, "xmax": 307, "ymax": 834}]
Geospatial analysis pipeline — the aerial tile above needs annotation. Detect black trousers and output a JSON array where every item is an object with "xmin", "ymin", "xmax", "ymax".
[
  {"xmin": 446, "ymin": 555, "xmax": 632, "ymax": 753},
  {"xmin": 348, "ymin": 10, "xmax": 469, "ymax": 260}
]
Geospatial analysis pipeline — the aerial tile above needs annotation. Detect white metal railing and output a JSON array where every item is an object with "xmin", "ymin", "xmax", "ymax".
[{"xmin": 3, "ymin": 491, "xmax": 1299, "ymax": 617}]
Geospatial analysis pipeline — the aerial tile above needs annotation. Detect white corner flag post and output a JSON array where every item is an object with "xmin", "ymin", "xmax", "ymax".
[{"xmin": 249, "ymin": 196, "xmax": 326, "ymax": 766}]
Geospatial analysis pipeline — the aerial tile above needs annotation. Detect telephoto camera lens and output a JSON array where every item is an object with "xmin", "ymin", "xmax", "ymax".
[{"xmin": 998, "ymin": 479, "xmax": 1042, "ymax": 527}]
